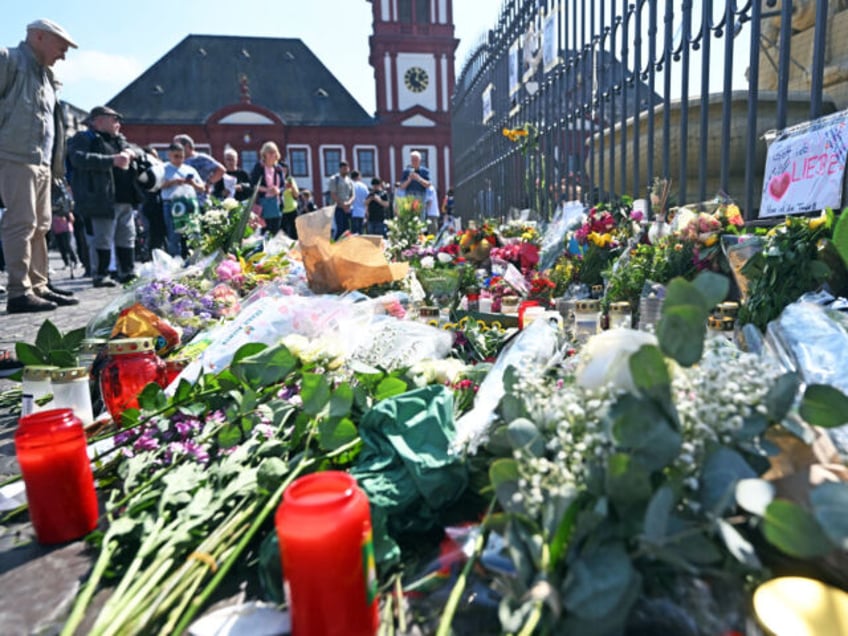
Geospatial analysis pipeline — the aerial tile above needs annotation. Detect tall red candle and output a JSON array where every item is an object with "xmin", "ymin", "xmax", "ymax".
[
  {"xmin": 15, "ymin": 408, "xmax": 99, "ymax": 544},
  {"xmin": 276, "ymin": 471, "xmax": 379, "ymax": 636}
]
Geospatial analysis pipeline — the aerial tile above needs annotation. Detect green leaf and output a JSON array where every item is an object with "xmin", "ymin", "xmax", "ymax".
[
  {"xmin": 62, "ymin": 327, "xmax": 87, "ymax": 354},
  {"xmin": 231, "ymin": 342, "xmax": 267, "ymax": 363},
  {"xmin": 301, "ymin": 373, "xmax": 331, "ymax": 417},
  {"xmin": 717, "ymin": 518, "xmax": 762, "ymax": 568},
  {"xmin": 317, "ymin": 417, "xmax": 358, "ymax": 451},
  {"xmin": 15, "ymin": 342, "xmax": 47, "ymax": 366},
  {"xmin": 47, "ymin": 349, "xmax": 79, "ymax": 368},
  {"xmin": 549, "ymin": 495, "xmax": 580, "ymax": 567},
  {"xmin": 735, "ymin": 478, "xmax": 776, "ymax": 516},
  {"xmin": 257, "ymin": 456, "xmax": 289, "ymax": 492},
  {"xmin": 763, "ymin": 499, "xmax": 832, "ymax": 558},
  {"xmin": 809, "ymin": 481, "xmax": 848, "ymax": 550},
  {"xmin": 764, "ymin": 372, "xmax": 801, "ymax": 421},
  {"xmin": 174, "ymin": 379, "xmax": 193, "ymax": 404},
  {"xmin": 217, "ymin": 424, "xmax": 243, "ymax": 449},
  {"xmin": 643, "ymin": 486, "xmax": 675, "ymax": 542},
  {"xmin": 489, "ymin": 458, "xmax": 523, "ymax": 514},
  {"xmin": 692, "ymin": 270, "xmax": 730, "ymax": 309},
  {"xmin": 629, "ymin": 345, "xmax": 671, "ymax": 404},
  {"xmin": 231, "ymin": 344, "xmax": 297, "ymax": 388},
  {"xmin": 328, "ymin": 383, "xmax": 354, "ymax": 419},
  {"xmin": 700, "ymin": 447, "xmax": 757, "ymax": 513},
  {"xmin": 657, "ymin": 305, "xmax": 706, "ymax": 367},
  {"xmin": 562, "ymin": 542, "xmax": 638, "ymax": 620},
  {"xmin": 610, "ymin": 395, "xmax": 681, "ymax": 471},
  {"xmin": 506, "ymin": 417, "xmax": 545, "ymax": 456},
  {"xmin": 605, "ymin": 453, "xmax": 652, "ymax": 512},
  {"xmin": 800, "ymin": 384, "xmax": 848, "ymax": 428},
  {"xmin": 374, "ymin": 376, "xmax": 408, "ymax": 402},
  {"xmin": 832, "ymin": 207, "xmax": 848, "ymax": 269},
  {"xmin": 137, "ymin": 382, "xmax": 168, "ymax": 413},
  {"xmin": 35, "ymin": 320, "xmax": 62, "ymax": 354}
]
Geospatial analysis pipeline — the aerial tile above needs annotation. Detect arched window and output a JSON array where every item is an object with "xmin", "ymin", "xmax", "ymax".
[
  {"xmin": 398, "ymin": 0, "xmax": 429, "ymax": 25},
  {"xmin": 415, "ymin": 0, "xmax": 429, "ymax": 25}
]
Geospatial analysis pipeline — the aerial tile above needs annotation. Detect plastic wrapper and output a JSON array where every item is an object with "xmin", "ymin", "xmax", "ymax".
[
  {"xmin": 349, "ymin": 315, "xmax": 452, "ymax": 371},
  {"xmin": 110, "ymin": 303, "xmax": 182, "ymax": 356},
  {"xmin": 722, "ymin": 234, "xmax": 763, "ymax": 301},
  {"xmin": 538, "ymin": 201, "xmax": 585, "ymax": 272},
  {"xmin": 296, "ymin": 206, "xmax": 408, "ymax": 293},
  {"xmin": 455, "ymin": 317, "xmax": 561, "ymax": 452},
  {"xmin": 175, "ymin": 293, "xmax": 379, "ymax": 384}
]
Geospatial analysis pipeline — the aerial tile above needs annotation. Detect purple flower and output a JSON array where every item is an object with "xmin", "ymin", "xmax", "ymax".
[{"xmin": 134, "ymin": 430, "xmax": 160, "ymax": 452}]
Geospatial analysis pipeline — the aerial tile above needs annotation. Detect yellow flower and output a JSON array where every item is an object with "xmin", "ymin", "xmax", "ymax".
[
  {"xmin": 704, "ymin": 234, "xmax": 719, "ymax": 247},
  {"xmin": 588, "ymin": 232, "xmax": 612, "ymax": 248},
  {"xmin": 809, "ymin": 211, "xmax": 828, "ymax": 231}
]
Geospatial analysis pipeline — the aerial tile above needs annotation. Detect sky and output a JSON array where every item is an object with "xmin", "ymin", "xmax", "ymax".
[{"xmin": 0, "ymin": 1, "xmax": 504, "ymax": 115}]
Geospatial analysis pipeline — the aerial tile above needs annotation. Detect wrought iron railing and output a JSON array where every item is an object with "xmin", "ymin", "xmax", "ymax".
[{"xmin": 451, "ymin": 0, "xmax": 833, "ymax": 221}]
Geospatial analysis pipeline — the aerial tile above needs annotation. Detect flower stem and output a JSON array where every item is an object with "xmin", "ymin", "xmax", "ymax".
[{"xmin": 60, "ymin": 538, "xmax": 118, "ymax": 636}]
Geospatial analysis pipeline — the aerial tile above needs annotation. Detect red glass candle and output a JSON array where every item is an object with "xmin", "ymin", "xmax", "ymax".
[
  {"xmin": 276, "ymin": 471, "xmax": 379, "ymax": 636},
  {"xmin": 15, "ymin": 408, "xmax": 99, "ymax": 544},
  {"xmin": 518, "ymin": 299, "xmax": 540, "ymax": 329},
  {"xmin": 163, "ymin": 357, "xmax": 190, "ymax": 386},
  {"xmin": 100, "ymin": 338, "xmax": 166, "ymax": 423}
]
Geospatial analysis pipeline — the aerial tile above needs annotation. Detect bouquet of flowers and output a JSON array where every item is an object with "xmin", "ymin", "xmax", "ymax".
[
  {"xmin": 456, "ymin": 220, "xmax": 499, "ymax": 263},
  {"xmin": 387, "ymin": 195, "xmax": 428, "ymax": 256},
  {"xmin": 184, "ymin": 198, "xmax": 256, "ymax": 257}
]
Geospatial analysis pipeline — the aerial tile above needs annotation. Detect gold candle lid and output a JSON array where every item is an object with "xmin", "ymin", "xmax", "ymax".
[
  {"xmin": 107, "ymin": 338, "xmax": 156, "ymax": 355},
  {"xmin": 717, "ymin": 301, "xmax": 739, "ymax": 317},
  {"xmin": 22, "ymin": 365, "xmax": 59, "ymax": 381},
  {"xmin": 609, "ymin": 301, "xmax": 631, "ymax": 313},
  {"xmin": 575, "ymin": 299, "xmax": 601, "ymax": 312},
  {"xmin": 50, "ymin": 367, "xmax": 89, "ymax": 382},
  {"xmin": 79, "ymin": 338, "xmax": 107, "ymax": 354}
]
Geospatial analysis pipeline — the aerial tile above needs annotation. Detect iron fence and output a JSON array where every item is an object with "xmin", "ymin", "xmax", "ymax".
[{"xmin": 451, "ymin": 0, "xmax": 833, "ymax": 222}]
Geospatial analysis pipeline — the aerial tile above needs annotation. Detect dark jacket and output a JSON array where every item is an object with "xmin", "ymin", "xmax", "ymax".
[
  {"xmin": 249, "ymin": 163, "xmax": 285, "ymax": 200},
  {"xmin": 68, "ymin": 129, "xmax": 141, "ymax": 219}
]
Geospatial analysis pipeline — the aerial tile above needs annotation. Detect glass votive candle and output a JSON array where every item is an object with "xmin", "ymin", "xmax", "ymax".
[
  {"xmin": 574, "ymin": 299, "xmax": 601, "ymax": 341},
  {"xmin": 100, "ymin": 338, "xmax": 166, "ymax": 424},
  {"xmin": 21, "ymin": 365, "xmax": 59, "ymax": 417},
  {"xmin": 608, "ymin": 301, "xmax": 633, "ymax": 329},
  {"xmin": 478, "ymin": 295, "xmax": 493, "ymax": 313},
  {"xmin": 51, "ymin": 367, "xmax": 94, "ymax": 427}
]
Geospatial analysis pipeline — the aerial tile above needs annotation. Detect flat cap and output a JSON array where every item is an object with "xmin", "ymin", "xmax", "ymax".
[
  {"xmin": 27, "ymin": 19, "xmax": 78, "ymax": 48},
  {"xmin": 87, "ymin": 105, "xmax": 123, "ymax": 122}
]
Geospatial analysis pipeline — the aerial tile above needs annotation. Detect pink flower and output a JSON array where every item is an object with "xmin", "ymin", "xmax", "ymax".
[
  {"xmin": 630, "ymin": 209, "xmax": 644, "ymax": 223},
  {"xmin": 211, "ymin": 283, "xmax": 241, "ymax": 317},
  {"xmin": 216, "ymin": 258, "xmax": 244, "ymax": 287}
]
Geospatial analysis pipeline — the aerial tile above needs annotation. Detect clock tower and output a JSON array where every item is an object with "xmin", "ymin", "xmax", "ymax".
[{"xmin": 368, "ymin": 0, "xmax": 458, "ymax": 195}]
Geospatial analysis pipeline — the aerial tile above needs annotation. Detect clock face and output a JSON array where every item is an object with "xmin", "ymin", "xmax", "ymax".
[{"xmin": 404, "ymin": 67, "xmax": 429, "ymax": 93}]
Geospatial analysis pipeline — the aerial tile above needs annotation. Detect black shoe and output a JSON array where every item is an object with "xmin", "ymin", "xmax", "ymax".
[
  {"xmin": 116, "ymin": 273, "xmax": 137, "ymax": 285},
  {"xmin": 7, "ymin": 293, "xmax": 57, "ymax": 314},
  {"xmin": 46, "ymin": 282, "xmax": 75, "ymax": 296},
  {"xmin": 37, "ymin": 289, "xmax": 80, "ymax": 306},
  {"xmin": 93, "ymin": 277, "xmax": 117, "ymax": 288},
  {"xmin": 0, "ymin": 352, "xmax": 23, "ymax": 378}
]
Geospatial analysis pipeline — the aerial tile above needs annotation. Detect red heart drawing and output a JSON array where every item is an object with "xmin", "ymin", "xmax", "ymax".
[{"xmin": 768, "ymin": 172, "xmax": 791, "ymax": 201}]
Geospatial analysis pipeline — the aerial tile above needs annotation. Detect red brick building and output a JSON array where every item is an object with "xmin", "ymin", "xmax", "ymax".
[{"xmin": 108, "ymin": 0, "xmax": 458, "ymax": 206}]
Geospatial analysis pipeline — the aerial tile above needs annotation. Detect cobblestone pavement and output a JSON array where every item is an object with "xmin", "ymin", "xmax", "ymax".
[{"xmin": 0, "ymin": 251, "xmax": 132, "ymax": 632}]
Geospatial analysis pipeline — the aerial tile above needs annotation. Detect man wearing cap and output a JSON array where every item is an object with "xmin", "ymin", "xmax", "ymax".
[
  {"xmin": 68, "ymin": 105, "xmax": 143, "ymax": 287},
  {"xmin": 0, "ymin": 18, "xmax": 80, "ymax": 313}
]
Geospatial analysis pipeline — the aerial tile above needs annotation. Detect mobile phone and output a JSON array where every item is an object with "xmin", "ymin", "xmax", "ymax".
[{"xmin": 185, "ymin": 174, "xmax": 194, "ymax": 181}]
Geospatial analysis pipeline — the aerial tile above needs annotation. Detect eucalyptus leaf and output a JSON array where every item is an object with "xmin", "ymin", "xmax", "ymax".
[
  {"xmin": 374, "ymin": 376, "xmax": 408, "ymax": 402},
  {"xmin": 643, "ymin": 485, "xmax": 675, "ymax": 542},
  {"xmin": 735, "ymin": 478, "xmax": 775, "ymax": 517},
  {"xmin": 663, "ymin": 527, "xmax": 723, "ymax": 565},
  {"xmin": 610, "ymin": 395, "xmax": 681, "ymax": 471},
  {"xmin": 562, "ymin": 542, "xmax": 637, "ymax": 620},
  {"xmin": 317, "ymin": 416, "xmax": 358, "ymax": 451},
  {"xmin": 490, "ymin": 458, "xmax": 523, "ymax": 514},
  {"xmin": 763, "ymin": 499, "xmax": 832, "ymax": 558},
  {"xmin": 717, "ymin": 518, "xmax": 762, "ymax": 569},
  {"xmin": 629, "ymin": 345, "xmax": 672, "ymax": 408},
  {"xmin": 809, "ymin": 481, "xmax": 848, "ymax": 550},
  {"xmin": 663, "ymin": 277, "xmax": 710, "ymax": 313},
  {"xmin": 15, "ymin": 342, "xmax": 47, "ymax": 366},
  {"xmin": 35, "ymin": 319, "xmax": 62, "ymax": 354},
  {"xmin": 764, "ymin": 372, "xmax": 800, "ymax": 421},
  {"xmin": 499, "ymin": 393, "xmax": 527, "ymax": 423},
  {"xmin": 700, "ymin": 447, "xmax": 757, "ymax": 513},
  {"xmin": 605, "ymin": 453, "xmax": 652, "ymax": 513},
  {"xmin": 692, "ymin": 270, "xmax": 730, "ymax": 309},
  {"xmin": 301, "ymin": 373, "xmax": 331, "ymax": 417},
  {"xmin": 506, "ymin": 417, "xmax": 545, "ymax": 456},
  {"xmin": 657, "ymin": 305, "xmax": 706, "ymax": 367},
  {"xmin": 799, "ymin": 384, "xmax": 848, "ymax": 428}
]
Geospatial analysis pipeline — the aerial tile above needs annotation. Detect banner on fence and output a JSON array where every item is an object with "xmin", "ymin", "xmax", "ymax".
[
  {"xmin": 543, "ymin": 10, "xmax": 559, "ymax": 71},
  {"xmin": 759, "ymin": 112, "xmax": 848, "ymax": 218},
  {"xmin": 482, "ymin": 83, "xmax": 494, "ymax": 124},
  {"xmin": 509, "ymin": 39, "xmax": 520, "ymax": 96}
]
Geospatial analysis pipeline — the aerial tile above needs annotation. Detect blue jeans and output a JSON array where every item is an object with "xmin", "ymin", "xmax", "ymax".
[
  {"xmin": 333, "ymin": 206, "xmax": 350, "ymax": 239},
  {"xmin": 351, "ymin": 217, "xmax": 364, "ymax": 234},
  {"xmin": 162, "ymin": 200, "xmax": 181, "ymax": 257},
  {"xmin": 367, "ymin": 220, "xmax": 386, "ymax": 237}
]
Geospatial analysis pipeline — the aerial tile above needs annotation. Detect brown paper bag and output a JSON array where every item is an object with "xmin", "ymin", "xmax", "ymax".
[{"xmin": 296, "ymin": 206, "xmax": 408, "ymax": 293}]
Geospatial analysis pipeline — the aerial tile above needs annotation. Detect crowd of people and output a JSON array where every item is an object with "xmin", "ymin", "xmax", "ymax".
[{"xmin": 0, "ymin": 18, "xmax": 457, "ymax": 314}]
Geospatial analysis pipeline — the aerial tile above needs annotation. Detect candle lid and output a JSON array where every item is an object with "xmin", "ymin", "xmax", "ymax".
[
  {"xmin": 79, "ymin": 338, "xmax": 107, "ymax": 354},
  {"xmin": 22, "ymin": 365, "xmax": 59, "ymax": 381},
  {"xmin": 575, "ymin": 299, "xmax": 600, "ymax": 312},
  {"xmin": 708, "ymin": 315, "xmax": 723, "ymax": 329},
  {"xmin": 50, "ymin": 367, "xmax": 89, "ymax": 382},
  {"xmin": 107, "ymin": 338, "xmax": 156, "ymax": 356},
  {"xmin": 717, "ymin": 301, "xmax": 739, "ymax": 317},
  {"xmin": 610, "ymin": 301, "xmax": 631, "ymax": 312}
]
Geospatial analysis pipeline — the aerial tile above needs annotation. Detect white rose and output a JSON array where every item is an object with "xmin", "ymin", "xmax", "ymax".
[
  {"xmin": 576, "ymin": 329, "xmax": 662, "ymax": 394},
  {"xmin": 437, "ymin": 252, "xmax": 453, "ymax": 264},
  {"xmin": 420, "ymin": 256, "xmax": 435, "ymax": 269}
]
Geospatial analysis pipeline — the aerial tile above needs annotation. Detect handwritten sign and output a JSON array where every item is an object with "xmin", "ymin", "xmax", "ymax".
[{"xmin": 759, "ymin": 113, "xmax": 848, "ymax": 218}]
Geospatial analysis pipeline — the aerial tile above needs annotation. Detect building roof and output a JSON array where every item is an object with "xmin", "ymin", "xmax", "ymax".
[{"xmin": 107, "ymin": 34, "xmax": 375, "ymax": 127}]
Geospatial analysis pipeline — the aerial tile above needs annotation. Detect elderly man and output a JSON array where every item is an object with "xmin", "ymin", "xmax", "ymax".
[
  {"xmin": 0, "ymin": 19, "xmax": 80, "ymax": 312},
  {"xmin": 173, "ymin": 134, "xmax": 224, "ymax": 206}
]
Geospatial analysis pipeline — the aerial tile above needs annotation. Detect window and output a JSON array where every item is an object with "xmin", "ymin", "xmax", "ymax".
[
  {"xmin": 241, "ymin": 150, "xmax": 258, "ymax": 174},
  {"xmin": 290, "ymin": 148, "xmax": 309, "ymax": 177},
  {"xmin": 415, "ymin": 0, "xmax": 429, "ymax": 25},
  {"xmin": 323, "ymin": 148, "xmax": 342, "ymax": 175},
  {"xmin": 356, "ymin": 149, "xmax": 376, "ymax": 178},
  {"xmin": 398, "ymin": 0, "xmax": 412, "ymax": 23}
]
